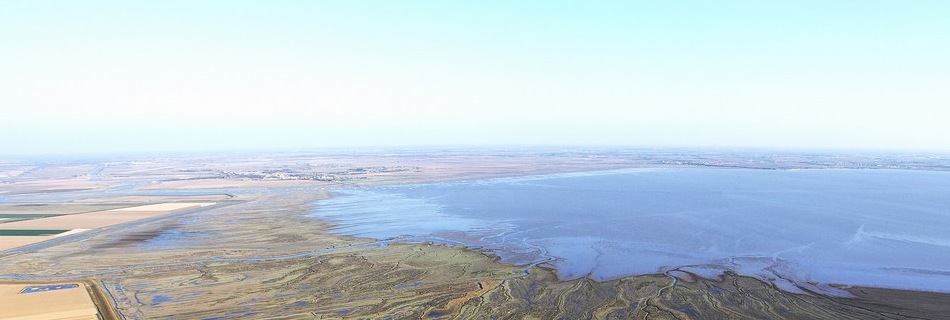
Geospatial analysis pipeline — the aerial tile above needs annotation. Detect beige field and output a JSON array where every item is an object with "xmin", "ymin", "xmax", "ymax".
[
  {"xmin": 0, "ymin": 204, "xmax": 212, "ymax": 230},
  {"xmin": 72, "ymin": 194, "xmax": 234, "ymax": 204},
  {"xmin": 0, "ymin": 204, "xmax": 130, "ymax": 214},
  {"xmin": 0, "ymin": 283, "xmax": 99, "ymax": 320},
  {"xmin": 107, "ymin": 202, "xmax": 214, "ymax": 212},
  {"xmin": 0, "ymin": 237, "xmax": 55, "ymax": 251},
  {"xmin": 0, "ymin": 178, "xmax": 106, "ymax": 195},
  {"xmin": 0, "ymin": 212, "xmax": 163, "ymax": 230},
  {"xmin": 137, "ymin": 179, "xmax": 329, "ymax": 190},
  {"xmin": 0, "ymin": 203, "xmax": 215, "ymax": 251}
]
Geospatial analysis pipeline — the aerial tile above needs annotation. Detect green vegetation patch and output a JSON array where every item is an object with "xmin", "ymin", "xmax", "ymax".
[
  {"xmin": 0, "ymin": 214, "xmax": 62, "ymax": 219},
  {"xmin": 0, "ymin": 229, "xmax": 70, "ymax": 236}
]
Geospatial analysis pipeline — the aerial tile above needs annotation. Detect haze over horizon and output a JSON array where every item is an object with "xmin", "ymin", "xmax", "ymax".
[{"xmin": 2, "ymin": 1, "xmax": 949, "ymax": 156}]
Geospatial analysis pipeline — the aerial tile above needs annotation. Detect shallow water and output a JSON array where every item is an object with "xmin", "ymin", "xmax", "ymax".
[{"xmin": 311, "ymin": 168, "xmax": 950, "ymax": 293}]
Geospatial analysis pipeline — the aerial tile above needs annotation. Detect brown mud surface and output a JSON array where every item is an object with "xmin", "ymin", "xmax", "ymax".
[
  {"xmin": 3, "ymin": 152, "xmax": 950, "ymax": 319},
  {"xmin": 1, "ymin": 191, "xmax": 947, "ymax": 319}
]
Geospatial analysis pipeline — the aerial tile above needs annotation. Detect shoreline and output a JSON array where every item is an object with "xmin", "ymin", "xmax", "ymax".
[
  {"xmin": 3, "ymin": 157, "xmax": 949, "ymax": 318},
  {"xmin": 306, "ymin": 192, "xmax": 950, "ymax": 318},
  {"xmin": 314, "ymin": 184, "xmax": 950, "ymax": 297}
]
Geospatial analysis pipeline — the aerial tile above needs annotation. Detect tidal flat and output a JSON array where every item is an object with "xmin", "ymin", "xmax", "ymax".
[
  {"xmin": 313, "ymin": 168, "xmax": 950, "ymax": 295},
  {"xmin": 5, "ymin": 191, "xmax": 947, "ymax": 319},
  {"xmin": 1, "ymin": 150, "xmax": 949, "ymax": 319}
]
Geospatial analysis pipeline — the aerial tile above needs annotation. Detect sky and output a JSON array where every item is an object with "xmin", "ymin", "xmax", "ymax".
[{"xmin": 1, "ymin": 1, "xmax": 948, "ymax": 156}]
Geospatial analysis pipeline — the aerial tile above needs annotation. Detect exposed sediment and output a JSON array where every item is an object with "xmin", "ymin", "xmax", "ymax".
[
  {"xmin": 2, "ymin": 191, "xmax": 948, "ymax": 319},
  {"xmin": 92, "ymin": 243, "xmax": 950, "ymax": 319}
]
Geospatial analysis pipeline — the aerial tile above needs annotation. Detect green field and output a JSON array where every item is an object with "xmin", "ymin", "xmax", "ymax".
[
  {"xmin": 0, "ymin": 230, "xmax": 70, "ymax": 236},
  {"xmin": 0, "ymin": 214, "xmax": 62, "ymax": 219}
]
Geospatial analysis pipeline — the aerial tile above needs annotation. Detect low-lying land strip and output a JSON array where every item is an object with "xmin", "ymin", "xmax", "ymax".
[
  {"xmin": 1, "ymin": 191, "xmax": 947, "ymax": 319},
  {"xmin": 0, "ymin": 202, "xmax": 216, "ymax": 251},
  {"xmin": 2, "ymin": 152, "xmax": 949, "ymax": 319},
  {"xmin": 0, "ymin": 280, "xmax": 118, "ymax": 320}
]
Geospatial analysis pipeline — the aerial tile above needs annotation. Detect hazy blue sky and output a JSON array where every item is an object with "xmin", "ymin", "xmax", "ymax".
[{"xmin": 2, "ymin": 1, "xmax": 948, "ymax": 155}]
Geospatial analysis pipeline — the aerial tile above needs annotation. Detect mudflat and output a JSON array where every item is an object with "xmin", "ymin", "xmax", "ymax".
[{"xmin": 1, "ymin": 150, "xmax": 948, "ymax": 319}]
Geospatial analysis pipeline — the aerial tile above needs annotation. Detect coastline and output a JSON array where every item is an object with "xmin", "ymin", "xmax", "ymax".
[
  {"xmin": 313, "ymin": 168, "xmax": 950, "ymax": 297},
  {"xmin": 302, "ymin": 216, "xmax": 950, "ymax": 319},
  {"xmin": 315, "ymin": 219, "xmax": 950, "ymax": 319},
  {"xmin": 1, "ymin": 189, "xmax": 948, "ymax": 318},
  {"xmin": 3, "ymin": 156, "xmax": 950, "ymax": 318},
  {"xmin": 309, "ymin": 190, "xmax": 950, "ymax": 319}
]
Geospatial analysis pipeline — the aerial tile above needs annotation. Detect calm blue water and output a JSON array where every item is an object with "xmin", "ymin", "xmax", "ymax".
[{"xmin": 311, "ymin": 168, "xmax": 950, "ymax": 294}]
